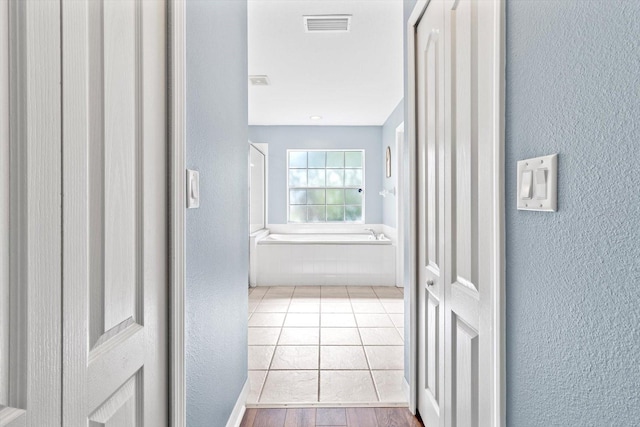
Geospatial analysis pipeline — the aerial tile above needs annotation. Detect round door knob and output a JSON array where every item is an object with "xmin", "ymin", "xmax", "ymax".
[{"xmin": 426, "ymin": 279, "xmax": 434, "ymax": 287}]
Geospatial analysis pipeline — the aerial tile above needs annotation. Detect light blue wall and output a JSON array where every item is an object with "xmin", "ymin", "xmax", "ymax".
[
  {"xmin": 402, "ymin": 0, "xmax": 418, "ymax": 386},
  {"xmin": 381, "ymin": 101, "xmax": 403, "ymax": 228},
  {"xmin": 186, "ymin": 1, "xmax": 248, "ymax": 426},
  {"xmin": 506, "ymin": 1, "xmax": 640, "ymax": 425},
  {"xmin": 248, "ymin": 126, "xmax": 384, "ymax": 224}
]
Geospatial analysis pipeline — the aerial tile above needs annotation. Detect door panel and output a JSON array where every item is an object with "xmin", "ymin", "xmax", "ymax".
[
  {"xmin": 444, "ymin": 0, "xmax": 496, "ymax": 425},
  {"xmin": 416, "ymin": 0, "xmax": 499, "ymax": 424},
  {"xmin": 416, "ymin": 0, "xmax": 445, "ymax": 425},
  {"xmin": 63, "ymin": 0, "xmax": 168, "ymax": 425}
]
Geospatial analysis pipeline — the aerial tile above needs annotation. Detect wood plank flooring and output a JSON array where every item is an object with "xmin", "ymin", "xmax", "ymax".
[{"xmin": 240, "ymin": 407, "xmax": 424, "ymax": 427}]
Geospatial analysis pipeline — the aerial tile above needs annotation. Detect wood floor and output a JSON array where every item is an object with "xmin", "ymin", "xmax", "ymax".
[{"xmin": 240, "ymin": 407, "xmax": 424, "ymax": 427}]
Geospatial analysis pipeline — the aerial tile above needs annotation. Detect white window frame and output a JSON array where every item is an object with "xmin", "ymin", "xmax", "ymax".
[{"xmin": 286, "ymin": 149, "xmax": 366, "ymax": 224}]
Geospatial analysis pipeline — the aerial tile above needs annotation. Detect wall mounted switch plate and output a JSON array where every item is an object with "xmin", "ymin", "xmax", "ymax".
[
  {"xmin": 187, "ymin": 169, "xmax": 200, "ymax": 208},
  {"xmin": 517, "ymin": 154, "xmax": 557, "ymax": 212}
]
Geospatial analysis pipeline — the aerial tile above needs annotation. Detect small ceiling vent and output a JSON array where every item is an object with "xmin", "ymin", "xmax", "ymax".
[
  {"xmin": 249, "ymin": 75, "xmax": 270, "ymax": 86},
  {"xmin": 303, "ymin": 15, "xmax": 352, "ymax": 33}
]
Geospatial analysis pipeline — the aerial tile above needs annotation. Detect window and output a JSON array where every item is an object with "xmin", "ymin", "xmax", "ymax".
[{"xmin": 287, "ymin": 150, "xmax": 364, "ymax": 223}]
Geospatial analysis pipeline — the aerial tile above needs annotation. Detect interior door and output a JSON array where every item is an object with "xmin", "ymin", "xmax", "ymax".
[
  {"xmin": 416, "ymin": 0, "xmax": 499, "ymax": 424},
  {"xmin": 442, "ymin": 0, "xmax": 497, "ymax": 425},
  {"xmin": 62, "ymin": 0, "xmax": 169, "ymax": 425},
  {"xmin": 416, "ymin": 0, "xmax": 446, "ymax": 425}
]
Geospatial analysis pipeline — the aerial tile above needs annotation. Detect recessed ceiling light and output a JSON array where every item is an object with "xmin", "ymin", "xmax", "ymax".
[
  {"xmin": 310, "ymin": 115, "xmax": 322, "ymax": 120},
  {"xmin": 249, "ymin": 75, "xmax": 270, "ymax": 86}
]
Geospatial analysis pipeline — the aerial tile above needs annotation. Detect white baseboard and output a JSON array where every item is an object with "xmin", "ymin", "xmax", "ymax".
[
  {"xmin": 225, "ymin": 379, "xmax": 249, "ymax": 427},
  {"xmin": 403, "ymin": 377, "xmax": 411, "ymax": 409}
]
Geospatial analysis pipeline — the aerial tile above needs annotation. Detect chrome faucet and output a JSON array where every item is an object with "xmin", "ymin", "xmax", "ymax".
[{"xmin": 364, "ymin": 228, "xmax": 378, "ymax": 240}]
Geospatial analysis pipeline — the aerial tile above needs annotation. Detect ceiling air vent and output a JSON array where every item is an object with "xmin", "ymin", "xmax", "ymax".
[{"xmin": 303, "ymin": 15, "xmax": 352, "ymax": 33}]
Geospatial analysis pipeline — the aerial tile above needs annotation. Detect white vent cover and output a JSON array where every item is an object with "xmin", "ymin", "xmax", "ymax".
[
  {"xmin": 303, "ymin": 15, "xmax": 352, "ymax": 33},
  {"xmin": 249, "ymin": 75, "xmax": 270, "ymax": 86}
]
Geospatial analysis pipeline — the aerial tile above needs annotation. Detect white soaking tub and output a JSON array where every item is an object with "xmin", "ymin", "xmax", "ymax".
[{"xmin": 255, "ymin": 233, "xmax": 396, "ymax": 286}]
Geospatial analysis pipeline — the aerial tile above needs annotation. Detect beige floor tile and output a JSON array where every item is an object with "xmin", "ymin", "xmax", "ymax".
[
  {"xmin": 381, "ymin": 301, "xmax": 405, "ymax": 314},
  {"xmin": 248, "ymin": 301, "xmax": 259, "ymax": 313},
  {"xmin": 371, "ymin": 370, "xmax": 407, "ymax": 403},
  {"xmin": 349, "ymin": 296, "xmax": 380, "ymax": 304},
  {"xmin": 354, "ymin": 313, "xmax": 394, "ymax": 327},
  {"xmin": 320, "ymin": 346, "xmax": 368, "ymax": 369},
  {"xmin": 359, "ymin": 328, "xmax": 404, "ymax": 346},
  {"xmin": 373, "ymin": 287, "xmax": 403, "ymax": 297},
  {"xmin": 248, "ymin": 327, "xmax": 281, "ymax": 345},
  {"xmin": 260, "ymin": 371, "xmax": 319, "ymax": 403},
  {"xmin": 246, "ymin": 370, "xmax": 267, "ymax": 404},
  {"xmin": 248, "ymin": 346, "xmax": 275, "ymax": 370},
  {"xmin": 346, "ymin": 286, "xmax": 376, "ymax": 297},
  {"xmin": 255, "ymin": 301, "xmax": 290, "ymax": 312},
  {"xmin": 351, "ymin": 302, "xmax": 386, "ymax": 313},
  {"xmin": 278, "ymin": 327, "xmax": 319, "ymax": 345},
  {"xmin": 293, "ymin": 287, "xmax": 321, "ymax": 297},
  {"xmin": 284, "ymin": 313, "xmax": 320, "ymax": 327},
  {"xmin": 288, "ymin": 301, "xmax": 320, "ymax": 313},
  {"xmin": 320, "ymin": 302, "xmax": 353, "ymax": 313},
  {"xmin": 319, "ymin": 371, "xmax": 377, "ymax": 403},
  {"xmin": 364, "ymin": 346, "xmax": 404, "ymax": 370},
  {"xmin": 321, "ymin": 313, "xmax": 357, "ymax": 327},
  {"xmin": 271, "ymin": 346, "xmax": 319, "ymax": 370},
  {"xmin": 320, "ymin": 328, "xmax": 361, "ymax": 345},
  {"xmin": 388, "ymin": 313, "xmax": 404, "ymax": 328},
  {"xmin": 248, "ymin": 312, "xmax": 286, "ymax": 327},
  {"xmin": 397, "ymin": 327, "xmax": 405, "ymax": 341}
]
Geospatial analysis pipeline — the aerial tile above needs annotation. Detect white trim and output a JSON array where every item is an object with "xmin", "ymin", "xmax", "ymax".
[
  {"xmin": 406, "ymin": 0, "xmax": 427, "ymax": 415},
  {"xmin": 493, "ymin": 0, "xmax": 507, "ymax": 425},
  {"xmin": 394, "ymin": 122, "xmax": 404, "ymax": 288},
  {"xmin": 406, "ymin": 0, "xmax": 506, "ymax": 423},
  {"xmin": 225, "ymin": 379, "xmax": 250, "ymax": 427},
  {"xmin": 169, "ymin": 0, "xmax": 187, "ymax": 425}
]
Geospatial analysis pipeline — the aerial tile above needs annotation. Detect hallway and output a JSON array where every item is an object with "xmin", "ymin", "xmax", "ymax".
[{"xmin": 247, "ymin": 286, "xmax": 406, "ymax": 405}]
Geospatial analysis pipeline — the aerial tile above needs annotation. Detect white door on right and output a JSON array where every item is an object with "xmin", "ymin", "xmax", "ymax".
[{"xmin": 416, "ymin": 0, "xmax": 501, "ymax": 425}]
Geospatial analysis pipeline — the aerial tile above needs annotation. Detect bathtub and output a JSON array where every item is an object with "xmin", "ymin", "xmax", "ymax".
[
  {"xmin": 255, "ymin": 233, "xmax": 396, "ymax": 286},
  {"xmin": 260, "ymin": 233, "xmax": 392, "ymax": 245}
]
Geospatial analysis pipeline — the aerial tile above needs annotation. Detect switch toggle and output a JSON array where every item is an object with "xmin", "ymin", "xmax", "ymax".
[
  {"xmin": 187, "ymin": 169, "xmax": 200, "ymax": 209},
  {"xmin": 520, "ymin": 170, "xmax": 533, "ymax": 200},
  {"xmin": 535, "ymin": 169, "xmax": 547, "ymax": 200}
]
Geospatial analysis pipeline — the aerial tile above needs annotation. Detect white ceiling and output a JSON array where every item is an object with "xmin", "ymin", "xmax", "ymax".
[{"xmin": 248, "ymin": 0, "xmax": 404, "ymax": 126}]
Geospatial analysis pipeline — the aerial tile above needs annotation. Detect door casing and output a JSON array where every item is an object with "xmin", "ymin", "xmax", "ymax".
[{"xmin": 406, "ymin": 0, "xmax": 506, "ymax": 424}]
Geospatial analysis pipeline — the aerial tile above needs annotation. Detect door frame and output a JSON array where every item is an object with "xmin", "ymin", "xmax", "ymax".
[
  {"xmin": 406, "ymin": 0, "xmax": 506, "ymax": 424},
  {"xmin": 169, "ymin": 0, "xmax": 187, "ymax": 425}
]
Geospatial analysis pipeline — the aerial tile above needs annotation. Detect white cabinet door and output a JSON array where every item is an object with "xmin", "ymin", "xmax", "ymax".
[
  {"xmin": 62, "ymin": 0, "xmax": 169, "ymax": 425},
  {"xmin": 416, "ymin": 0, "xmax": 446, "ymax": 425}
]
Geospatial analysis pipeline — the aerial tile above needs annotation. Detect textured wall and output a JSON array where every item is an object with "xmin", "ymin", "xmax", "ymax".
[
  {"xmin": 248, "ymin": 126, "xmax": 384, "ymax": 224},
  {"xmin": 506, "ymin": 1, "xmax": 640, "ymax": 424},
  {"xmin": 186, "ymin": 0, "xmax": 249, "ymax": 425},
  {"xmin": 381, "ymin": 101, "xmax": 403, "ymax": 228}
]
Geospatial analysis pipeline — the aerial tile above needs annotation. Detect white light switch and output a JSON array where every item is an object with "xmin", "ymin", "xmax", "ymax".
[
  {"xmin": 535, "ymin": 169, "xmax": 547, "ymax": 200},
  {"xmin": 520, "ymin": 170, "xmax": 533, "ymax": 199},
  {"xmin": 187, "ymin": 169, "xmax": 200, "ymax": 208},
  {"xmin": 517, "ymin": 154, "xmax": 557, "ymax": 212}
]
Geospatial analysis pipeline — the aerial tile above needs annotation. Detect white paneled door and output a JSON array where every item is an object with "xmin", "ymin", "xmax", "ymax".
[
  {"xmin": 415, "ymin": 0, "xmax": 502, "ymax": 425},
  {"xmin": 62, "ymin": 0, "xmax": 169, "ymax": 426}
]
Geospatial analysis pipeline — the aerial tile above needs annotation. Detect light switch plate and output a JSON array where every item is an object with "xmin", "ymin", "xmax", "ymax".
[
  {"xmin": 186, "ymin": 169, "xmax": 200, "ymax": 209},
  {"xmin": 517, "ymin": 154, "xmax": 557, "ymax": 212}
]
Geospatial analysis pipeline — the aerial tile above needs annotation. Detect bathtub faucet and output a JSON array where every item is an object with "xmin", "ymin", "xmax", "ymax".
[{"xmin": 364, "ymin": 228, "xmax": 379, "ymax": 240}]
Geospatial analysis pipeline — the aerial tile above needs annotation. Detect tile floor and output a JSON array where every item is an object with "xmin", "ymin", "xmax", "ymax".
[{"xmin": 247, "ymin": 286, "xmax": 406, "ymax": 406}]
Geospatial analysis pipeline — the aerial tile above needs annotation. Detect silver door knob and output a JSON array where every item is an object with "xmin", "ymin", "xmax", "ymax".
[{"xmin": 426, "ymin": 279, "xmax": 434, "ymax": 287}]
